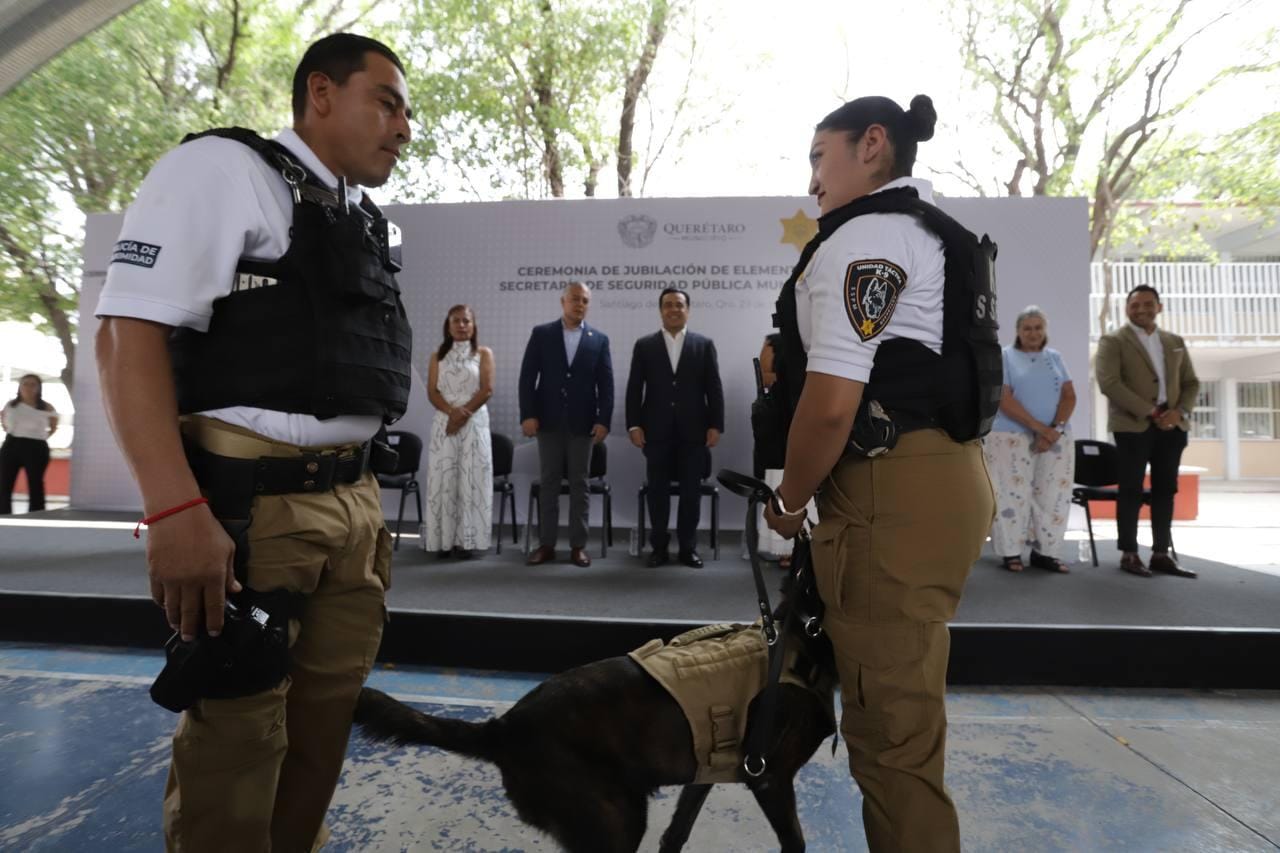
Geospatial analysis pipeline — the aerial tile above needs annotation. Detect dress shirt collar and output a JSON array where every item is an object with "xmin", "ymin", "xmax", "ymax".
[
  {"xmin": 275, "ymin": 128, "xmax": 364, "ymax": 205},
  {"xmin": 1129, "ymin": 322, "xmax": 1159, "ymax": 339}
]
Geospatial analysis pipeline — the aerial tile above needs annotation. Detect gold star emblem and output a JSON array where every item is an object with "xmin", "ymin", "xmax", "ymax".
[{"xmin": 779, "ymin": 209, "xmax": 818, "ymax": 252}]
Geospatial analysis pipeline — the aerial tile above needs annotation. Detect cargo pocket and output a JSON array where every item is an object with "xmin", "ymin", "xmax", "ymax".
[
  {"xmin": 810, "ymin": 521, "xmax": 848, "ymax": 614},
  {"xmin": 833, "ymin": 622, "xmax": 929, "ymax": 751},
  {"xmin": 374, "ymin": 525, "xmax": 393, "ymax": 594},
  {"xmin": 810, "ymin": 520, "xmax": 872, "ymax": 623}
]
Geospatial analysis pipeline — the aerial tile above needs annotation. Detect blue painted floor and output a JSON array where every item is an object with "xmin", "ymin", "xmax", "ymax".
[{"xmin": 1, "ymin": 642, "xmax": 1277, "ymax": 851}]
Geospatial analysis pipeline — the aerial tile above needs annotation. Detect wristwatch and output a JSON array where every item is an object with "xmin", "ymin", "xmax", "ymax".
[
  {"xmin": 1053, "ymin": 421, "xmax": 1067, "ymax": 431},
  {"xmin": 773, "ymin": 493, "xmax": 808, "ymax": 519}
]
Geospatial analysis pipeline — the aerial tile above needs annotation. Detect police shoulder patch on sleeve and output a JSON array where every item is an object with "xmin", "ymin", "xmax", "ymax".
[
  {"xmin": 111, "ymin": 240, "xmax": 162, "ymax": 269},
  {"xmin": 842, "ymin": 259, "xmax": 906, "ymax": 342}
]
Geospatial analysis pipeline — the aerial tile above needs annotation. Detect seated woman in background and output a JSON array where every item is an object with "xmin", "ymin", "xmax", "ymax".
[
  {"xmin": 983, "ymin": 306, "xmax": 1076, "ymax": 573},
  {"xmin": 424, "ymin": 305, "xmax": 494, "ymax": 558},
  {"xmin": 1, "ymin": 374, "xmax": 59, "ymax": 515}
]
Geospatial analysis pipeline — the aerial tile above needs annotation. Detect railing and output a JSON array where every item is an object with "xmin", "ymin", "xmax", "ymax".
[{"xmin": 1089, "ymin": 262, "xmax": 1280, "ymax": 344}]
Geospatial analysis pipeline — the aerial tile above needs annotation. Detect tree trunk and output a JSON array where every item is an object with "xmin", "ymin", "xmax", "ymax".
[
  {"xmin": 0, "ymin": 221, "xmax": 77, "ymax": 391},
  {"xmin": 617, "ymin": 0, "xmax": 668, "ymax": 197},
  {"xmin": 584, "ymin": 159, "xmax": 602, "ymax": 197},
  {"xmin": 41, "ymin": 297, "xmax": 77, "ymax": 393},
  {"xmin": 533, "ymin": 0, "xmax": 564, "ymax": 197}
]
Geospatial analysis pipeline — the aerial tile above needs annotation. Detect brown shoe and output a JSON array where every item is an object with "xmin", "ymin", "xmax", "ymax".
[
  {"xmin": 526, "ymin": 545, "xmax": 555, "ymax": 566},
  {"xmin": 1119, "ymin": 552, "xmax": 1152, "ymax": 577},
  {"xmin": 570, "ymin": 547, "xmax": 592, "ymax": 568},
  {"xmin": 1149, "ymin": 552, "xmax": 1197, "ymax": 578}
]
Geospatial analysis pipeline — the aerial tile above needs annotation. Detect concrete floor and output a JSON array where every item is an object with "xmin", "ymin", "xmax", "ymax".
[{"xmin": 2, "ymin": 642, "xmax": 1277, "ymax": 852}]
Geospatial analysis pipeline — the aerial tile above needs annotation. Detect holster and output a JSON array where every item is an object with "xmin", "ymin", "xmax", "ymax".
[
  {"xmin": 150, "ymin": 585, "xmax": 302, "ymax": 713},
  {"xmin": 149, "ymin": 447, "xmax": 307, "ymax": 713},
  {"xmin": 368, "ymin": 426, "xmax": 400, "ymax": 476}
]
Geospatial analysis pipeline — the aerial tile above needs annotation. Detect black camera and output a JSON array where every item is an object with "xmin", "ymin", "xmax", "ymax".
[{"xmin": 150, "ymin": 590, "xmax": 296, "ymax": 713}]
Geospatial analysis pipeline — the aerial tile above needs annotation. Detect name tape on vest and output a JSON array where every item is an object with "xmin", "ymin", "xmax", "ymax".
[
  {"xmin": 111, "ymin": 240, "xmax": 162, "ymax": 269},
  {"xmin": 232, "ymin": 273, "xmax": 280, "ymax": 293}
]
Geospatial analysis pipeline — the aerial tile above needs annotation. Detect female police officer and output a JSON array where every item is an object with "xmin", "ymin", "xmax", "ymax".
[{"xmin": 764, "ymin": 95, "xmax": 995, "ymax": 851}]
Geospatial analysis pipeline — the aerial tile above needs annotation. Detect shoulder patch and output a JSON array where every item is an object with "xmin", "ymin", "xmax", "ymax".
[
  {"xmin": 111, "ymin": 240, "xmax": 162, "ymax": 269},
  {"xmin": 842, "ymin": 259, "xmax": 906, "ymax": 342}
]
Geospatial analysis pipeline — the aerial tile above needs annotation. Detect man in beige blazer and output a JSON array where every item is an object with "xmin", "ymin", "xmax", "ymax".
[{"xmin": 1095, "ymin": 284, "xmax": 1200, "ymax": 578}]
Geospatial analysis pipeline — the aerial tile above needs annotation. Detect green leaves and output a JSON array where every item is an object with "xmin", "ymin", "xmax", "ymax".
[
  {"xmin": 0, "ymin": 0, "xmax": 683, "ymax": 386},
  {"xmin": 955, "ymin": 0, "xmax": 1279, "ymax": 258}
]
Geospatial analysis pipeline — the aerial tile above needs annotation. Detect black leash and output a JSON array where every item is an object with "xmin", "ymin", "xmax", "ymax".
[{"xmin": 715, "ymin": 468, "xmax": 817, "ymax": 778}]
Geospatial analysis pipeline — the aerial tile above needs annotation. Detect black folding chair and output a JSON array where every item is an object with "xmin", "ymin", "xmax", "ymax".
[
  {"xmin": 1070, "ymin": 439, "xmax": 1174, "ymax": 566},
  {"xmin": 490, "ymin": 432, "xmax": 519, "ymax": 554},
  {"xmin": 524, "ymin": 442, "xmax": 613, "ymax": 558},
  {"xmin": 637, "ymin": 447, "xmax": 720, "ymax": 560},
  {"xmin": 375, "ymin": 430, "xmax": 423, "ymax": 551}
]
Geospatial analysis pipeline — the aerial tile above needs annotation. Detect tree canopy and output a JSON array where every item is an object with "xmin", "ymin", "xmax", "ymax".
[{"xmin": 0, "ymin": 0, "xmax": 697, "ymax": 389}]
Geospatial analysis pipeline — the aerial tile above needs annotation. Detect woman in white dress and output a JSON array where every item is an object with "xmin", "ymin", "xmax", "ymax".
[{"xmin": 424, "ymin": 305, "xmax": 494, "ymax": 558}]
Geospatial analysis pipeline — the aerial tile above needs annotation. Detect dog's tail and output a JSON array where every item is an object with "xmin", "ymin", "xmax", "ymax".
[{"xmin": 353, "ymin": 687, "xmax": 498, "ymax": 762}]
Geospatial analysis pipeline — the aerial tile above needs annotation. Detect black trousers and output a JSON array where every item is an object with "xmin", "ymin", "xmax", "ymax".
[
  {"xmin": 0, "ymin": 435, "xmax": 50, "ymax": 514},
  {"xmin": 1113, "ymin": 425, "xmax": 1188, "ymax": 554},
  {"xmin": 644, "ymin": 438, "xmax": 705, "ymax": 552}
]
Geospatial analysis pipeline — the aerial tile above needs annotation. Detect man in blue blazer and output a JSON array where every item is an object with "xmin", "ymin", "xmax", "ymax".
[
  {"xmin": 626, "ymin": 288, "xmax": 724, "ymax": 568},
  {"xmin": 519, "ymin": 282, "xmax": 614, "ymax": 567}
]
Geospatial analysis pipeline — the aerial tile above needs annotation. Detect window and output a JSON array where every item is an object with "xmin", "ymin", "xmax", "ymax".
[
  {"xmin": 1189, "ymin": 382, "xmax": 1220, "ymax": 439},
  {"xmin": 1238, "ymin": 381, "xmax": 1280, "ymax": 440}
]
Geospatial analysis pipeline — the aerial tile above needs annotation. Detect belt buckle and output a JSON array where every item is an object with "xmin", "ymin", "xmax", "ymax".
[{"xmin": 299, "ymin": 454, "xmax": 337, "ymax": 492}]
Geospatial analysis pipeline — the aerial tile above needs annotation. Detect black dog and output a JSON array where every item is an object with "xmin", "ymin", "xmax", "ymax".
[{"xmin": 353, "ymin": 584, "xmax": 836, "ymax": 853}]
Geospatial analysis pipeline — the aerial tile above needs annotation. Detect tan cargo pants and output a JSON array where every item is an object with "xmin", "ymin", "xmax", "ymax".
[
  {"xmin": 162, "ymin": 416, "xmax": 392, "ymax": 852},
  {"xmin": 810, "ymin": 428, "xmax": 994, "ymax": 852}
]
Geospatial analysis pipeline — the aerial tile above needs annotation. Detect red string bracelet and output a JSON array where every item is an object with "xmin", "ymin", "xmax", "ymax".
[{"xmin": 134, "ymin": 497, "xmax": 210, "ymax": 539}]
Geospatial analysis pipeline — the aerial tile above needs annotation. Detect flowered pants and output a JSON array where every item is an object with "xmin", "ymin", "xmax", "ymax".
[{"xmin": 982, "ymin": 429, "xmax": 1074, "ymax": 559}]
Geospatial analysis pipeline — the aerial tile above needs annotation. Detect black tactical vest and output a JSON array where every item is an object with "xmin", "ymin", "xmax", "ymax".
[
  {"xmin": 168, "ymin": 127, "xmax": 413, "ymax": 423},
  {"xmin": 763, "ymin": 187, "xmax": 1001, "ymax": 458}
]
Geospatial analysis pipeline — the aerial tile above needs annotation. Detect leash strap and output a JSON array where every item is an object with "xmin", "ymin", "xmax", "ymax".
[{"xmin": 741, "ymin": 494, "xmax": 813, "ymax": 777}]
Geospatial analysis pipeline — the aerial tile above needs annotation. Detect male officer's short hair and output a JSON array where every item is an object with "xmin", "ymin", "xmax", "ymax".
[{"xmin": 292, "ymin": 33, "xmax": 406, "ymax": 120}]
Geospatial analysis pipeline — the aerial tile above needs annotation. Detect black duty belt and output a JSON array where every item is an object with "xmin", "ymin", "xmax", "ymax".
[
  {"xmin": 886, "ymin": 409, "xmax": 939, "ymax": 434},
  {"xmin": 186, "ymin": 442, "xmax": 371, "ymax": 518}
]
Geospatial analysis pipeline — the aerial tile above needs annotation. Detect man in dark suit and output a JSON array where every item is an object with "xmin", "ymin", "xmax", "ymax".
[
  {"xmin": 519, "ymin": 282, "xmax": 614, "ymax": 567},
  {"xmin": 626, "ymin": 288, "xmax": 725, "ymax": 568}
]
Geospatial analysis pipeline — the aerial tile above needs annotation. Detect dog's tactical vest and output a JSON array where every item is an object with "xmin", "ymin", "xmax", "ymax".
[{"xmin": 629, "ymin": 623, "xmax": 836, "ymax": 784}]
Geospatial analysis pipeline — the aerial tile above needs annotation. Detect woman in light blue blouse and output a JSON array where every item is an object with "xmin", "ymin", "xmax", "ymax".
[{"xmin": 983, "ymin": 306, "xmax": 1076, "ymax": 572}]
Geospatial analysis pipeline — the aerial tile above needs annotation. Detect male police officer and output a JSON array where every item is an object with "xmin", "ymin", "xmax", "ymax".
[
  {"xmin": 96, "ymin": 34, "xmax": 412, "ymax": 851},
  {"xmin": 764, "ymin": 95, "xmax": 996, "ymax": 851}
]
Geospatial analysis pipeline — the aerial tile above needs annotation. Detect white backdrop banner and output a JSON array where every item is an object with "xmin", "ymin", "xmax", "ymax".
[{"xmin": 73, "ymin": 195, "xmax": 1091, "ymax": 530}]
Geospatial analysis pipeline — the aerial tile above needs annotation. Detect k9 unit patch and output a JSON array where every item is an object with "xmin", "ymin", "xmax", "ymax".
[
  {"xmin": 843, "ymin": 259, "xmax": 906, "ymax": 341},
  {"xmin": 111, "ymin": 240, "xmax": 162, "ymax": 269}
]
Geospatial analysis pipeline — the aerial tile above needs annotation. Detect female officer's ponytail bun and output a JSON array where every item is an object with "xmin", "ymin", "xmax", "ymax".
[
  {"xmin": 905, "ymin": 95, "xmax": 937, "ymax": 143},
  {"xmin": 815, "ymin": 93, "xmax": 935, "ymax": 177}
]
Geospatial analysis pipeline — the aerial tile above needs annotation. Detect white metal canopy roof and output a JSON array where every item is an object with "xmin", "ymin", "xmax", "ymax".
[{"xmin": 0, "ymin": 0, "xmax": 139, "ymax": 95}]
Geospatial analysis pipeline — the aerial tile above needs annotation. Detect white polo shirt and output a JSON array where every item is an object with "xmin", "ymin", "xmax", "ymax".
[
  {"xmin": 796, "ymin": 176, "xmax": 945, "ymax": 384},
  {"xmin": 97, "ymin": 128, "xmax": 382, "ymax": 445}
]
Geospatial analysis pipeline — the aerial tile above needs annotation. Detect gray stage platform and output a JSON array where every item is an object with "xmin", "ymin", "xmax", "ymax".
[{"xmin": 1, "ymin": 510, "xmax": 1278, "ymax": 629}]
